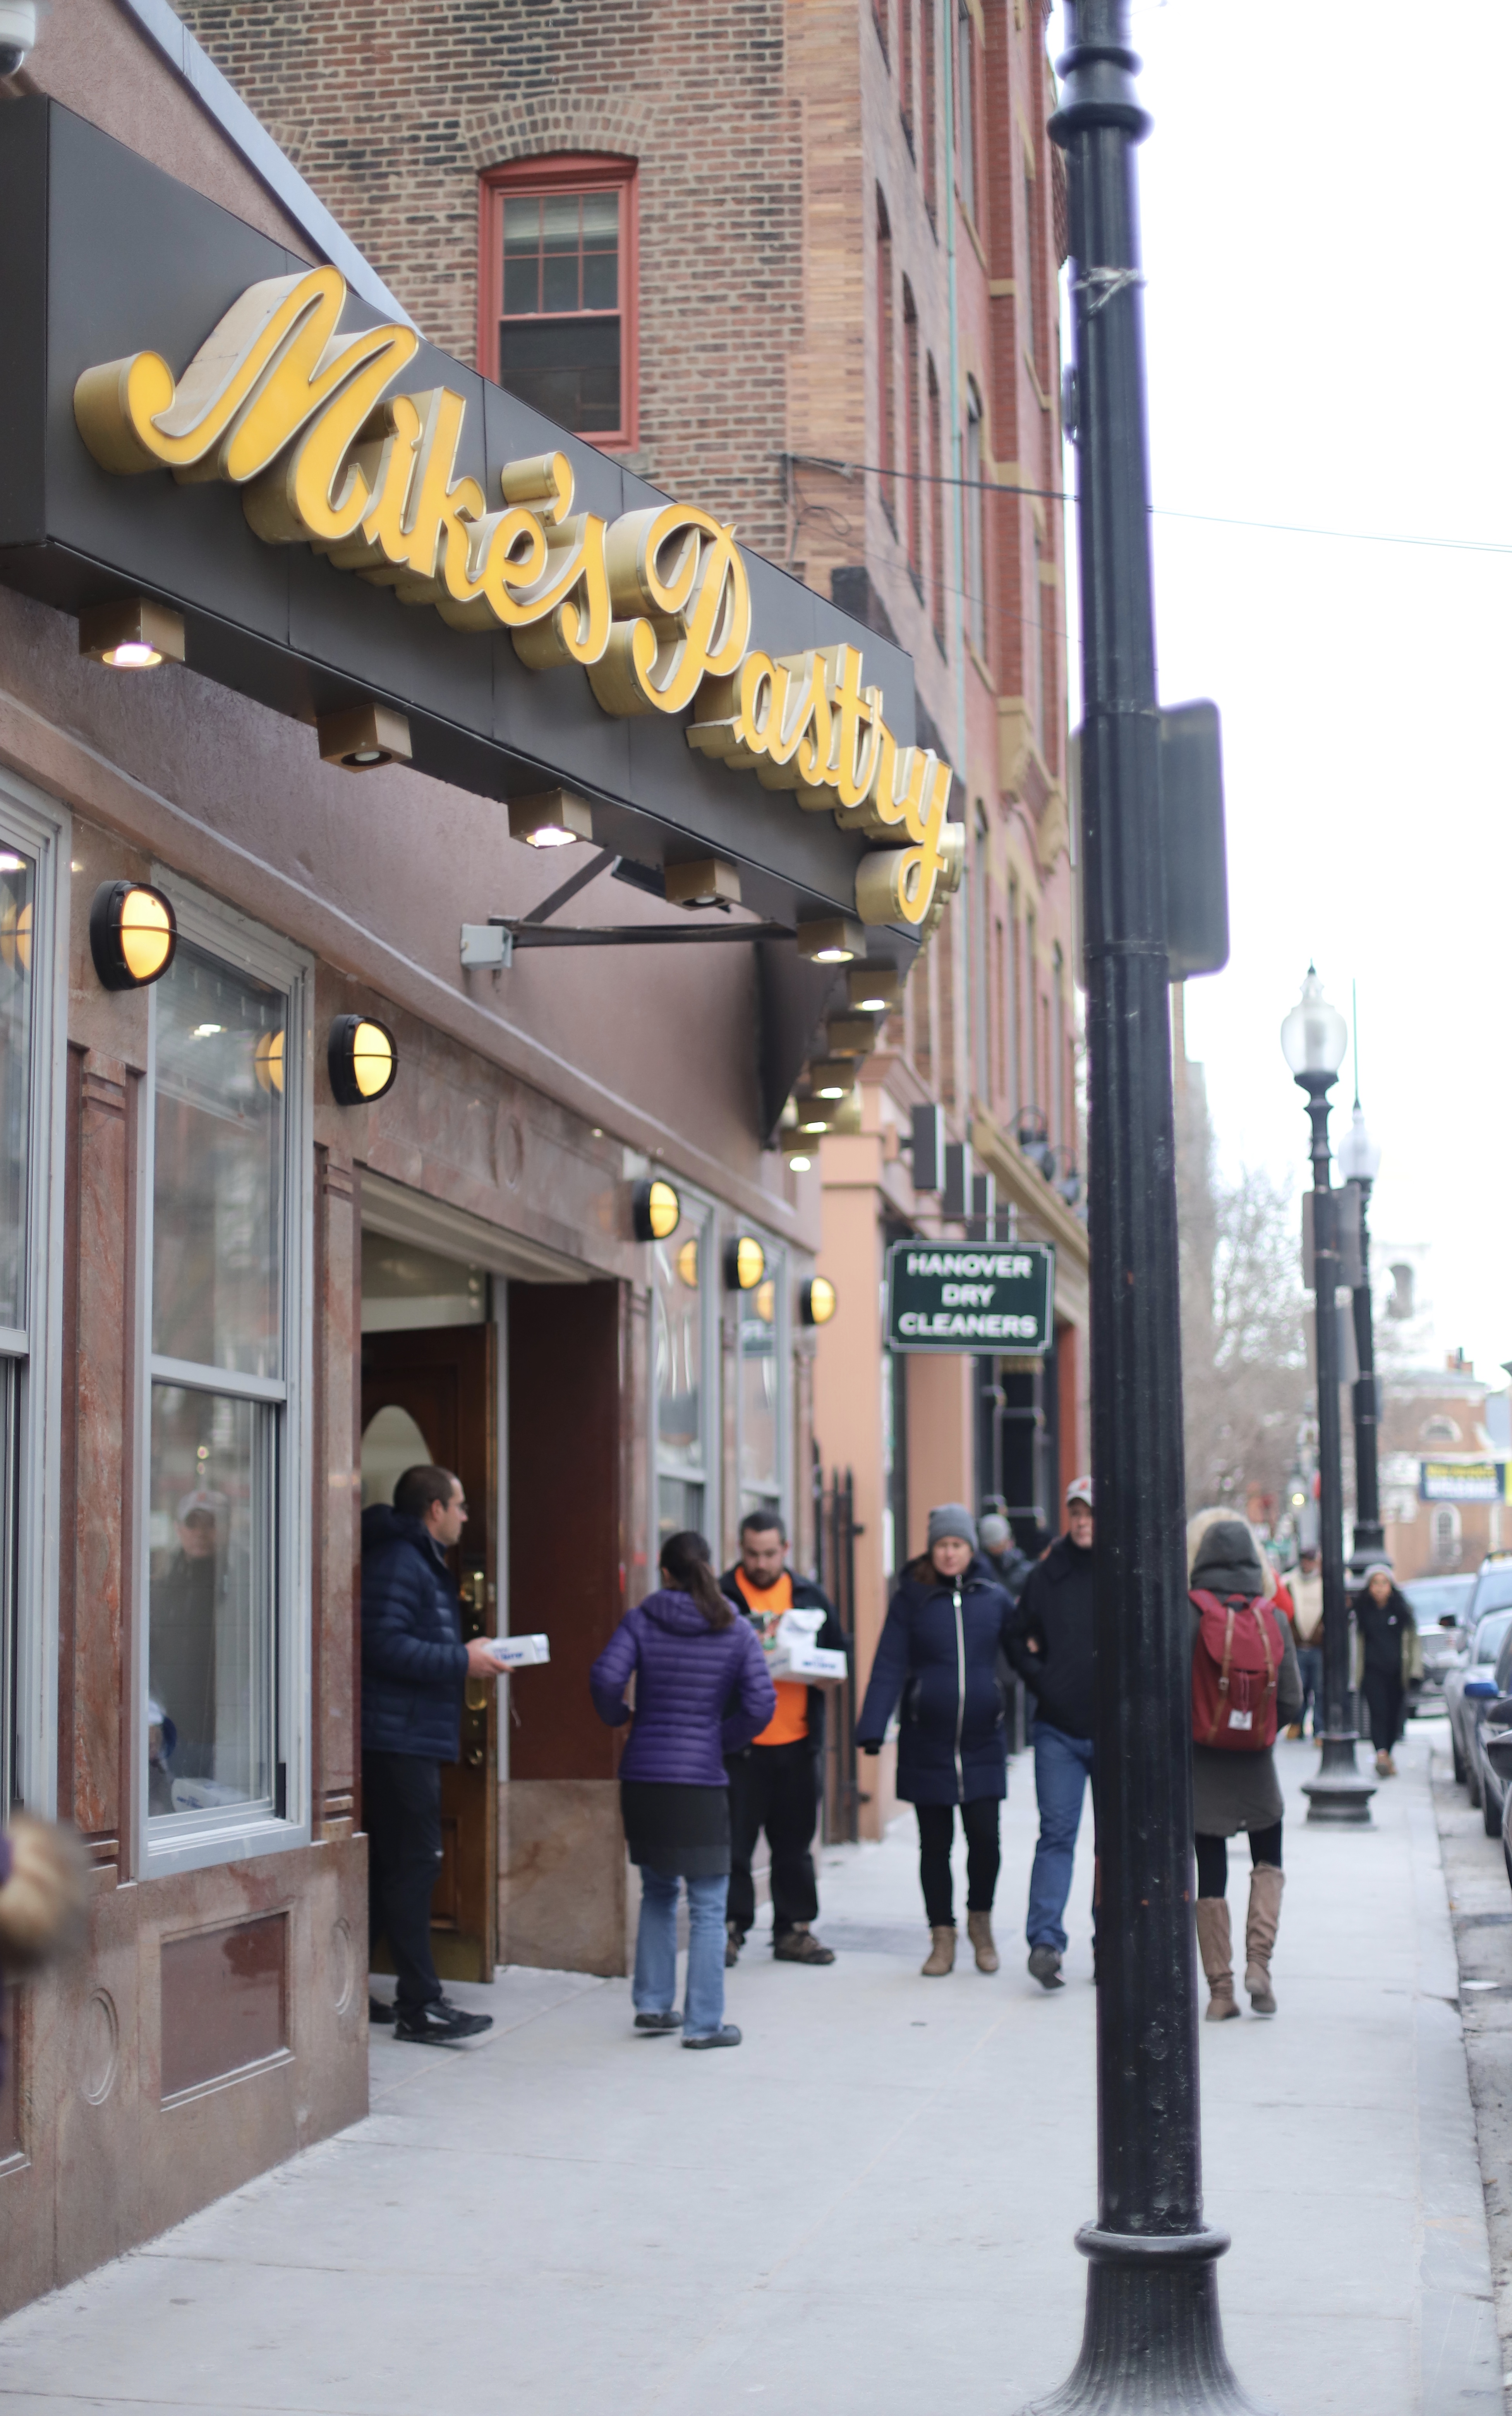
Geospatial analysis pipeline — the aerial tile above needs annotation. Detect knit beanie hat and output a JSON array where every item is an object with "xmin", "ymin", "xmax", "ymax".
[
  {"xmin": 978, "ymin": 1513, "xmax": 1012, "ymax": 1554},
  {"xmin": 927, "ymin": 1503, "xmax": 978, "ymax": 1552}
]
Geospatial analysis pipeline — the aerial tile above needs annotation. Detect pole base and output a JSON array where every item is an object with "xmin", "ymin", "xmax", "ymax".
[
  {"xmin": 1021, "ymin": 2226, "xmax": 1270, "ymax": 2416},
  {"xmin": 1302, "ymin": 1733, "xmax": 1376, "ymax": 1825}
]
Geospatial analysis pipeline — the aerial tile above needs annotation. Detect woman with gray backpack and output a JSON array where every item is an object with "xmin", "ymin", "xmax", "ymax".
[{"xmin": 1188, "ymin": 1512, "xmax": 1302, "ymax": 2021}]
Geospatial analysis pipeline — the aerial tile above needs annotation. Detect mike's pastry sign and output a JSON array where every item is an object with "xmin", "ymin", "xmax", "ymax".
[{"xmin": 75, "ymin": 266, "xmax": 958, "ymax": 930}]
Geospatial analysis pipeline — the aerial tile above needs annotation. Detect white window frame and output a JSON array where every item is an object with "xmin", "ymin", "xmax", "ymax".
[
  {"xmin": 649, "ymin": 1180, "xmax": 719, "ymax": 1557},
  {"xmin": 735, "ymin": 1226, "xmax": 789, "ymax": 1538},
  {"xmin": 0, "ymin": 769, "xmax": 67, "ymax": 1819},
  {"xmin": 137, "ymin": 871, "xmax": 314, "ymax": 1877}
]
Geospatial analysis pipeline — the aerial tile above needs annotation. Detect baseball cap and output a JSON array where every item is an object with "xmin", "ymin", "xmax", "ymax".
[{"xmin": 1065, "ymin": 1475, "xmax": 1093, "ymax": 1509}]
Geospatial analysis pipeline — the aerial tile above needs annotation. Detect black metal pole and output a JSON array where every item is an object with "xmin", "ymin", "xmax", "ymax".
[
  {"xmin": 1349, "ymin": 1177, "xmax": 1385, "ymax": 1562},
  {"xmin": 1299, "ymin": 1091, "xmax": 1375, "ymax": 1824},
  {"xmin": 1033, "ymin": 12, "xmax": 1260, "ymax": 2413}
]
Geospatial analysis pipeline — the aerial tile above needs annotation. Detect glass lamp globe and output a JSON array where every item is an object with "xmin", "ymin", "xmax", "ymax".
[
  {"xmin": 1337, "ymin": 1105, "xmax": 1382, "ymax": 1184},
  {"xmin": 1279, "ymin": 966, "xmax": 1347, "ymax": 1084}
]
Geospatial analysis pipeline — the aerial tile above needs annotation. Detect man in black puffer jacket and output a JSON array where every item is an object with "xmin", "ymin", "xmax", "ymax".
[
  {"xmin": 1004, "ymin": 1476, "xmax": 1096, "ymax": 1992},
  {"xmin": 362, "ymin": 1464, "xmax": 501, "ymax": 2043}
]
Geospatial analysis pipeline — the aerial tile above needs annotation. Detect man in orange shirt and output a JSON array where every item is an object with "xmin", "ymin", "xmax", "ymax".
[{"xmin": 720, "ymin": 1510, "xmax": 849, "ymax": 1966}]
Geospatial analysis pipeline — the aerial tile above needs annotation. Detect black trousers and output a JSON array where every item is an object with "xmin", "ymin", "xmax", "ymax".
[
  {"xmin": 916, "ymin": 1797, "xmax": 1001, "ymax": 1926},
  {"xmin": 1362, "ymin": 1667, "xmax": 1405, "ymax": 1754},
  {"xmin": 1194, "ymin": 1821, "xmax": 1283, "ymax": 1899},
  {"xmin": 727, "ymin": 1739, "xmax": 820, "ymax": 1939},
  {"xmin": 364, "ymin": 1750, "xmax": 444, "ymax": 2009}
]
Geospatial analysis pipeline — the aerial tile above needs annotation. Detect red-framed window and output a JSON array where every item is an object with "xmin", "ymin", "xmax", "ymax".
[{"xmin": 478, "ymin": 155, "xmax": 638, "ymax": 447}]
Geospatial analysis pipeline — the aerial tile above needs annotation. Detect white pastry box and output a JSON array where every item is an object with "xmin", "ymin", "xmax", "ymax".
[
  {"xmin": 766, "ymin": 1610, "xmax": 846, "ymax": 1686},
  {"xmin": 487, "ymin": 1634, "xmax": 551, "ymax": 1669}
]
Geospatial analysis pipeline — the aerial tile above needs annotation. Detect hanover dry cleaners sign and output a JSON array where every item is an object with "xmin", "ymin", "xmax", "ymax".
[{"xmin": 887, "ymin": 1241, "xmax": 1055, "ymax": 1355}]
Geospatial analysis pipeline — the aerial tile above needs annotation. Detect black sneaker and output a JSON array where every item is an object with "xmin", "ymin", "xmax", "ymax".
[
  {"xmin": 368, "ymin": 1996, "xmax": 396, "ymax": 2025},
  {"xmin": 683, "ymin": 2024, "xmax": 742, "ymax": 2050},
  {"xmin": 393, "ymin": 1995, "xmax": 494, "ymax": 2045},
  {"xmin": 633, "ymin": 2010, "xmax": 681, "ymax": 2033},
  {"xmin": 725, "ymin": 1923, "xmax": 743, "ymax": 1969},
  {"xmin": 1028, "ymin": 1946, "xmax": 1065, "ymax": 1991}
]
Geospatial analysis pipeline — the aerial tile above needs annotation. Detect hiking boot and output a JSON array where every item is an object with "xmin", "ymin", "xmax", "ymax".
[
  {"xmin": 368, "ymin": 1995, "xmax": 395, "ymax": 2025},
  {"xmin": 725, "ymin": 1922, "xmax": 743, "ymax": 1969},
  {"xmin": 774, "ymin": 1923, "xmax": 835, "ymax": 1964},
  {"xmin": 683, "ymin": 2024, "xmax": 742, "ymax": 2049},
  {"xmin": 393, "ymin": 1995, "xmax": 494, "ymax": 2045},
  {"xmin": 922, "ymin": 1925, "xmax": 957, "ymax": 1976},
  {"xmin": 966, "ymin": 1911, "xmax": 1000, "ymax": 1973},
  {"xmin": 1244, "ymin": 1865, "xmax": 1284, "ymax": 2017},
  {"xmin": 1027, "ymin": 1944, "xmax": 1064, "ymax": 1990},
  {"xmin": 633, "ymin": 2010, "xmax": 680, "ymax": 2034},
  {"xmin": 1194, "ymin": 1900, "xmax": 1240, "ymax": 2021}
]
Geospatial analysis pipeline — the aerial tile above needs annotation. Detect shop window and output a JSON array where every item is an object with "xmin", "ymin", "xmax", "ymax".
[
  {"xmin": 143, "ymin": 894, "xmax": 310, "ymax": 1866},
  {"xmin": 739, "ymin": 1253, "xmax": 787, "ymax": 1528},
  {"xmin": 0, "ymin": 779, "xmax": 62, "ymax": 1819},
  {"xmin": 652, "ymin": 1195, "xmax": 714, "ymax": 1549},
  {"xmin": 480, "ymin": 157, "xmax": 637, "ymax": 447}
]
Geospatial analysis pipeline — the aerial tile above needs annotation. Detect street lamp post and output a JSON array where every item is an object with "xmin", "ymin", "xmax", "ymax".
[
  {"xmin": 1031, "ymin": 12, "xmax": 1261, "ymax": 2416},
  {"xmin": 1281, "ymin": 971, "xmax": 1376, "ymax": 1825},
  {"xmin": 1337, "ymin": 1104, "xmax": 1385, "ymax": 1568}
]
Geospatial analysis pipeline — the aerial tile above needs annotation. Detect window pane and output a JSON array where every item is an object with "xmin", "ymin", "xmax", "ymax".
[
  {"xmin": 582, "ymin": 250, "xmax": 618, "ymax": 310},
  {"xmin": 503, "ymin": 254, "xmax": 539, "ymax": 315},
  {"xmin": 659, "ymin": 1477, "xmax": 704, "ymax": 1553},
  {"xmin": 152, "ymin": 945, "xmax": 285, "ymax": 1379},
  {"xmin": 653, "ymin": 1225, "xmax": 703, "ymax": 1474},
  {"xmin": 0, "ymin": 846, "xmax": 35, "ymax": 1332},
  {"xmin": 499, "ymin": 317, "xmax": 621, "ymax": 431},
  {"xmin": 542, "ymin": 249, "xmax": 579, "ymax": 314},
  {"xmin": 148, "ymin": 1383, "xmax": 273, "ymax": 1817},
  {"xmin": 581, "ymin": 192, "xmax": 618, "ymax": 243},
  {"xmin": 740, "ymin": 1278, "xmax": 779, "ymax": 1501},
  {"xmin": 541, "ymin": 193, "xmax": 580, "ymax": 249},
  {"xmin": 503, "ymin": 197, "xmax": 541, "ymax": 249}
]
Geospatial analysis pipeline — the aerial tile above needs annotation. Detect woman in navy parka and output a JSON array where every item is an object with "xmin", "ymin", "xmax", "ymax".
[{"xmin": 856, "ymin": 1504, "xmax": 1018, "ymax": 1977}]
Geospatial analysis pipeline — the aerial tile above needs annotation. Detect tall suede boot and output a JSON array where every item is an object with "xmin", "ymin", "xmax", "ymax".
[
  {"xmin": 1244, "ymin": 1864, "xmax": 1284, "ymax": 2016},
  {"xmin": 921, "ymin": 1925, "xmax": 956, "ymax": 1976},
  {"xmin": 966, "ymin": 1911, "xmax": 1000, "ymax": 1973},
  {"xmin": 1194, "ymin": 1899, "xmax": 1240, "ymax": 2021}
]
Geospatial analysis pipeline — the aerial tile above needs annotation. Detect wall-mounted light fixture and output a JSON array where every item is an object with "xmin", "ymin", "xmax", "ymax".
[
  {"xmin": 79, "ymin": 597, "xmax": 185, "ymax": 670},
  {"xmin": 664, "ymin": 856, "xmax": 742, "ymax": 910},
  {"xmin": 825, "ymin": 1015, "xmax": 878, "ymax": 1058},
  {"xmin": 631, "ymin": 1177, "xmax": 681, "ymax": 1241},
  {"xmin": 89, "ymin": 880, "xmax": 177, "ymax": 990},
  {"xmin": 800, "ymin": 1276, "xmax": 838, "ymax": 1327},
  {"xmin": 328, "ymin": 1014, "xmax": 397, "ymax": 1105},
  {"xmin": 725, "ymin": 1234, "xmax": 766, "ymax": 1292},
  {"xmin": 804, "ymin": 1058, "xmax": 854, "ymax": 1101},
  {"xmin": 786, "ymin": 1153, "xmax": 812, "ymax": 1173},
  {"xmin": 797, "ymin": 917, "xmax": 865, "ymax": 965},
  {"xmin": 508, "ymin": 789, "xmax": 594, "ymax": 849},
  {"xmin": 253, "ymin": 1030, "xmax": 285, "ymax": 1095},
  {"xmin": 848, "ymin": 965, "xmax": 901, "ymax": 1013},
  {"xmin": 317, "ymin": 702, "xmax": 412, "ymax": 771}
]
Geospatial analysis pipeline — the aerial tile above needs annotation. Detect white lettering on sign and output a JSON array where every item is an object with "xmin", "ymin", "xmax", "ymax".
[
  {"xmin": 903, "ymin": 1252, "xmax": 1034, "ymax": 1280},
  {"xmin": 897, "ymin": 1311, "xmax": 1042, "ymax": 1340}
]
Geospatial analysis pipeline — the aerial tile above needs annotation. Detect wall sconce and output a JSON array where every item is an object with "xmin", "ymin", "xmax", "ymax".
[
  {"xmin": 725, "ymin": 1234, "xmax": 766, "ymax": 1291},
  {"xmin": 508, "ymin": 789, "xmax": 594, "ymax": 849},
  {"xmin": 848, "ymin": 965, "xmax": 901, "ymax": 1012},
  {"xmin": 676, "ymin": 1237, "xmax": 700, "ymax": 1289},
  {"xmin": 253, "ymin": 1030, "xmax": 285, "ymax": 1095},
  {"xmin": 89, "ymin": 880, "xmax": 177, "ymax": 990},
  {"xmin": 317, "ymin": 703, "xmax": 412, "ymax": 771},
  {"xmin": 665, "ymin": 856, "xmax": 742, "ymax": 910},
  {"xmin": 328, "ymin": 1014, "xmax": 397, "ymax": 1105},
  {"xmin": 632, "ymin": 1177, "xmax": 680, "ymax": 1241},
  {"xmin": 800, "ymin": 1276, "xmax": 838, "ymax": 1327},
  {"xmin": 786, "ymin": 1154, "xmax": 812, "ymax": 1173},
  {"xmin": 797, "ymin": 917, "xmax": 864, "ymax": 964},
  {"xmin": 79, "ymin": 597, "xmax": 185, "ymax": 670}
]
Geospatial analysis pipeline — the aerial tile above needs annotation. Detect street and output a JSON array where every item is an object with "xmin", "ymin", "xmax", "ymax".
[{"xmin": 0, "ymin": 1730, "xmax": 1499, "ymax": 2416}]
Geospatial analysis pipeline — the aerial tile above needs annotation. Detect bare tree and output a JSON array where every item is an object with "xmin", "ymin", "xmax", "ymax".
[{"xmin": 1176, "ymin": 1057, "xmax": 1310, "ymax": 1517}]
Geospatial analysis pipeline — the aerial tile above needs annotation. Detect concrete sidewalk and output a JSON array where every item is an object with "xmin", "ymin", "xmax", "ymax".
[{"xmin": 0, "ymin": 1727, "xmax": 1499, "ymax": 2416}]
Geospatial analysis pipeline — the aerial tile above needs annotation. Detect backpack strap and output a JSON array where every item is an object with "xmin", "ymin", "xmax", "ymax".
[{"xmin": 1204, "ymin": 1606, "xmax": 1237, "ymax": 1745}]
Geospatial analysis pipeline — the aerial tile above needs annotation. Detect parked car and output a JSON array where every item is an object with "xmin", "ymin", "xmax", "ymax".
[
  {"xmin": 1474, "ymin": 1626, "xmax": 1512, "ymax": 1839},
  {"xmin": 1401, "ymin": 1572, "xmax": 1478, "ymax": 1707},
  {"xmin": 1466, "ymin": 1556, "xmax": 1512, "ymax": 1626},
  {"xmin": 1445, "ymin": 1606, "xmax": 1512, "ymax": 1799}
]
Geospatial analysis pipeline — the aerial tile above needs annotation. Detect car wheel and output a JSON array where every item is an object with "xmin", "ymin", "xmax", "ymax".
[
  {"xmin": 1485, "ymin": 1786, "xmax": 1502, "ymax": 1838},
  {"xmin": 1504, "ymin": 1836, "xmax": 1512, "ymax": 1893},
  {"xmin": 1453, "ymin": 1730, "xmax": 1468, "ymax": 1785},
  {"xmin": 1469, "ymin": 1752, "xmax": 1483, "ymax": 1808}
]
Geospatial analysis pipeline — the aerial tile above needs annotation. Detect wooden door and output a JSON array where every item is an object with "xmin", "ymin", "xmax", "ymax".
[{"xmin": 361, "ymin": 1324, "xmax": 497, "ymax": 1981}]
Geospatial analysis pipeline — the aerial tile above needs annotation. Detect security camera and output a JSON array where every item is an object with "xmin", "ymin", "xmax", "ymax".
[{"xmin": 0, "ymin": 2, "xmax": 38, "ymax": 77}]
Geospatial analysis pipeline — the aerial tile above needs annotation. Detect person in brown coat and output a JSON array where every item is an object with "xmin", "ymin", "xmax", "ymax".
[{"xmin": 1187, "ymin": 1512, "xmax": 1302, "ymax": 2022}]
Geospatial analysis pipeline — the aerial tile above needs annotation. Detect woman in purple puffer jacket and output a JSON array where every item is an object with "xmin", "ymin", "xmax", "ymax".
[{"xmin": 591, "ymin": 1531, "xmax": 774, "ymax": 2049}]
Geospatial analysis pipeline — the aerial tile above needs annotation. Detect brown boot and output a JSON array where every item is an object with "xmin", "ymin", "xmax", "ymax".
[
  {"xmin": 921, "ymin": 1925, "xmax": 956, "ymax": 1976},
  {"xmin": 966, "ymin": 1911, "xmax": 1000, "ymax": 1973},
  {"xmin": 1244, "ymin": 1865, "xmax": 1284, "ymax": 2016},
  {"xmin": 1195, "ymin": 1899, "xmax": 1240, "ymax": 2021}
]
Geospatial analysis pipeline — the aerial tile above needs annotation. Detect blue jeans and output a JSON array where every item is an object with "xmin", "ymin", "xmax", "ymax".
[
  {"xmin": 1296, "ymin": 1646, "xmax": 1323, "ymax": 1737},
  {"xmin": 633, "ymin": 1869, "xmax": 729, "ymax": 2037},
  {"xmin": 1027, "ymin": 1723, "xmax": 1095, "ymax": 1952}
]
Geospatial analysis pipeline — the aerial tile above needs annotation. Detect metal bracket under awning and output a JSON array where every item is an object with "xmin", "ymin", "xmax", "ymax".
[{"xmin": 460, "ymin": 848, "xmax": 792, "ymax": 969}]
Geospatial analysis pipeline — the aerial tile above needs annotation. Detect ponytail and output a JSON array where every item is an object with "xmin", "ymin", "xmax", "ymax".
[{"xmin": 660, "ymin": 1530, "xmax": 733, "ymax": 1631}]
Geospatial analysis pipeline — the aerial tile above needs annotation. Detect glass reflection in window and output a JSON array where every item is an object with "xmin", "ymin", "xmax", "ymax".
[
  {"xmin": 152, "ymin": 946, "xmax": 285, "ymax": 1378},
  {"xmin": 0, "ymin": 846, "xmax": 35, "ymax": 1332},
  {"xmin": 653, "ymin": 1227, "xmax": 702, "ymax": 1473},
  {"xmin": 740, "ymin": 1273, "xmax": 781, "ymax": 1516}
]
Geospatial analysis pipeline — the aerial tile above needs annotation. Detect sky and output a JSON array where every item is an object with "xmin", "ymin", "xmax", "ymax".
[{"xmin": 1045, "ymin": 0, "xmax": 1512, "ymax": 1386}]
